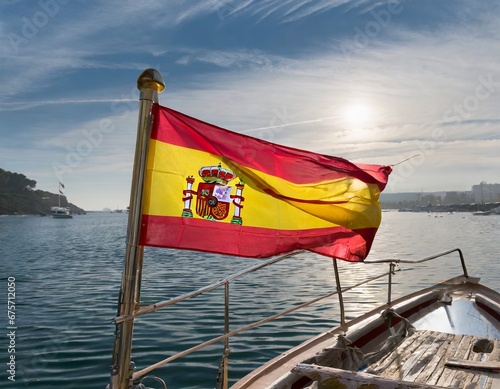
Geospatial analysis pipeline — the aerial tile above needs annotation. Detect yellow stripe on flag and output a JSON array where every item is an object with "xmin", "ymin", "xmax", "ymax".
[{"xmin": 143, "ymin": 139, "xmax": 381, "ymax": 231}]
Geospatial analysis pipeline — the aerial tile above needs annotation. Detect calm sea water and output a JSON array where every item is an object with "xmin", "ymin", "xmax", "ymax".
[{"xmin": 0, "ymin": 211, "xmax": 499, "ymax": 388}]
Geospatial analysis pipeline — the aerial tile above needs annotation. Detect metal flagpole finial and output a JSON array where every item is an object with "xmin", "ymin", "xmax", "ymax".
[{"xmin": 137, "ymin": 68, "xmax": 165, "ymax": 102}]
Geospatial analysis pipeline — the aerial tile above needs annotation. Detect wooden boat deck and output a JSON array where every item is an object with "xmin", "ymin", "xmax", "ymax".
[
  {"xmin": 365, "ymin": 329, "xmax": 500, "ymax": 388},
  {"xmin": 293, "ymin": 329, "xmax": 499, "ymax": 388}
]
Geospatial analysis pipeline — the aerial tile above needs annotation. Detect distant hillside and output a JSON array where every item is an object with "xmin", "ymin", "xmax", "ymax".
[{"xmin": 0, "ymin": 168, "xmax": 85, "ymax": 215}]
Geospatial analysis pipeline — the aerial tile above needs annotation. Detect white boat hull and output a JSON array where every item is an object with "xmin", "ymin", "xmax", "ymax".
[{"xmin": 50, "ymin": 206, "xmax": 73, "ymax": 218}]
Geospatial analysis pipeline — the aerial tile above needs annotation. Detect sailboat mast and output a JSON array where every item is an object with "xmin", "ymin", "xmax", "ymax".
[{"xmin": 109, "ymin": 69, "xmax": 165, "ymax": 389}]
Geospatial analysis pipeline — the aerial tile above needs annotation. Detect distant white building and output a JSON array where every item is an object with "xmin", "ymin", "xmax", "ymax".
[{"xmin": 472, "ymin": 182, "xmax": 500, "ymax": 204}]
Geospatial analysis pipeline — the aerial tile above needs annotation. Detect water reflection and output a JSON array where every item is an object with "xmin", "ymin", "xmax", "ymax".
[{"xmin": 1, "ymin": 211, "xmax": 498, "ymax": 388}]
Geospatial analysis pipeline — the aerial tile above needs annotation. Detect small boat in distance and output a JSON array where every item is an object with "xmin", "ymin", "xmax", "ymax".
[
  {"xmin": 473, "ymin": 206, "xmax": 500, "ymax": 216},
  {"xmin": 51, "ymin": 182, "xmax": 72, "ymax": 219},
  {"xmin": 50, "ymin": 206, "xmax": 72, "ymax": 218}
]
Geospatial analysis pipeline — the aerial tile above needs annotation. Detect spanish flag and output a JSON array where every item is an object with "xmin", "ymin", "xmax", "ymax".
[{"xmin": 140, "ymin": 104, "xmax": 391, "ymax": 261}]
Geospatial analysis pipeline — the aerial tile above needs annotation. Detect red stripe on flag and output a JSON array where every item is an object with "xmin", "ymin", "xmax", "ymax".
[
  {"xmin": 150, "ymin": 104, "xmax": 391, "ymax": 190},
  {"xmin": 140, "ymin": 215, "xmax": 377, "ymax": 262}
]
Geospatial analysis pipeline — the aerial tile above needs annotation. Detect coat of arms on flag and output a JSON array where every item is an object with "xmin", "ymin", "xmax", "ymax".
[{"xmin": 181, "ymin": 163, "xmax": 245, "ymax": 224}]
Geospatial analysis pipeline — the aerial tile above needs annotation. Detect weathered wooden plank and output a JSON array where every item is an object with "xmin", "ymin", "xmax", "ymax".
[
  {"xmin": 401, "ymin": 332, "xmax": 452, "ymax": 382},
  {"xmin": 441, "ymin": 335, "xmax": 499, "ymax": 388},
  {"xmin": 374, "ymin": 330, "xmax": 435, "ymax": 379},
  {"xmin": 364, "ymin": 330, "xmax": 499, "ymax": 388},
  {"xmin": 365, "ymin": 330, "xmax": 430, "ymax": 375},
  {"xmin": 459, "ymin": 348, "xmax": 483, "ymax": 388},
  {"xmin": 341, "ymin": 327, "xmax": 500, "ymax": 389},
  {"xmin": 434, "ymin": 333, "xmax": 499, "ymax": 388},
  {"xmin": 482, "ymin": 339, "xmax": 500, "ymax": 389},
  {"xmin": 458, "ymin": 366, "xmax": 497, "ymax": 389},
  {"xmin": 410, "ymin": 331, "xmax": 462, "ymax": 386},
  {"xmin": 436, "ymin": 334, "xmax": 474, "ymax": 387},
  {"xmin": 415, "ymin": 332, "xmax": 456, "ymax": 384},
  {"xmin": 446, "ymin": 359, "xmax": 500, "ymax": 371},
  {"xmin": 449, "ymin": 339, "xmax": 500, "ymax": 389},
  {"xmin": 490, "ymin": 339, "xmax": 500, "ymax": 361},
  {"xmin": 292, "ymin": 363, "xmax": 448, "ymax": 389}
]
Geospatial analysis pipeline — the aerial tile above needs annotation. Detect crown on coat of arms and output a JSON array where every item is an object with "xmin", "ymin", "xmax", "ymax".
[{"xmin": 198, "ymin": 163, "xmax": 235, "ymax": 185}]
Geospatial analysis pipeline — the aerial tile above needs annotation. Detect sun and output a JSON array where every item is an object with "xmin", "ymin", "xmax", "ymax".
[{"xmin": 342, "ymin": 103, "xmax": 373, "ymax": 129}]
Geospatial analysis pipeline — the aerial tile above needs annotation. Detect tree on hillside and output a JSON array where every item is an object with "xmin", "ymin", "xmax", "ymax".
[{"xmin": 0, "ymin": 168, "xmax": 37, "ymax": 192}]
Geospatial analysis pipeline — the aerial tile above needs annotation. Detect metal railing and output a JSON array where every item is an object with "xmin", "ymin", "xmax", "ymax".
[
  {"xmin": 365, "ymin": 247, "xmax": 468, "ymax": 276},
  {"xmin": 119, "ymin": 248, "xmax": 469, "ymax": 384},
  {"xmin": 366, "ymin": 247, "xmax": 468, "ymax": 305}
]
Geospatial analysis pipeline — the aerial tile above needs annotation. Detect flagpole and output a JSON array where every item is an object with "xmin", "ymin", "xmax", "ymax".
[{"xmin": 110, "ymin": 69, "xmax": 165, "ymax": 389}]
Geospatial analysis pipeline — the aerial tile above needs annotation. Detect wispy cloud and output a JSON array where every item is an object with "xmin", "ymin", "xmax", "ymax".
[{"xmin": 0, "ymin": 99, "xmax": 136, "ymax": 111}]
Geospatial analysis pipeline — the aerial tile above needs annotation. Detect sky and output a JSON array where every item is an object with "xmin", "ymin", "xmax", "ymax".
[{"xmin": 1, "ymin": 0, "xmax": 499, "ymax": 211}]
